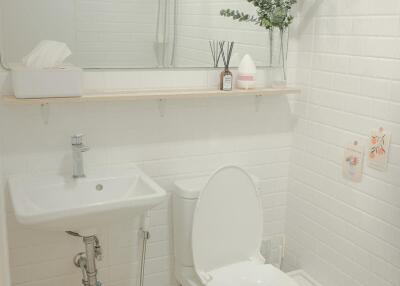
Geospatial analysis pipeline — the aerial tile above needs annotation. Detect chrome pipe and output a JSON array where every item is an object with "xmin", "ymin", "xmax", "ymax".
[
  {"xmin": 68, "ymin": 232, "xmax": 101, "ymax": 286},
  {"xmin": 139, "ymin": 229, "xmax": 150, "ymax": 286},
  {"xmin": 83, "ymin": 236, "xmax": 98, "ymax": 286}
]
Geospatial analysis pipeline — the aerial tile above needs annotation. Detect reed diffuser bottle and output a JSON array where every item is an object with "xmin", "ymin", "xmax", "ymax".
[{"xmin": 219, "ymin": 42, "xmax": 234, "ymax": 91}]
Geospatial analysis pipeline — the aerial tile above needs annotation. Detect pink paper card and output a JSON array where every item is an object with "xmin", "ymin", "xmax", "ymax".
[
  {"xmin": 342, "ymin": 140, "xmax": 364, "ymax": 182},
  {"xmin": 367, "ymin": 127, "xmax": 391, "ymax": 171}
]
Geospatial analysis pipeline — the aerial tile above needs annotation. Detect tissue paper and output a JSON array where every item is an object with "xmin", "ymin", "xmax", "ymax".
[{"xmin": 22, "ymin": 40, "xmax": 72, "ymax": 69}]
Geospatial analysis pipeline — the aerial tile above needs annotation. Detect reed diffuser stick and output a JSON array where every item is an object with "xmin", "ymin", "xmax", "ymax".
[
  {"xmin": 220, "ymin": 41, "xmax": 234, "ymax": 68},
  {"xmin": 209, "ymin": 40, "xmax": 223, "ymax": 68},
  {"xmin": 227, "ymin": 42, "xmax": 234, "ymax": 67}
]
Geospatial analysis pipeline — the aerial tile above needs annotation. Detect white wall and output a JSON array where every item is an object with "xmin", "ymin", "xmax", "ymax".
[
  {"xmin": 75, "ymin": 0, "xmax": 160, "ymax": 67},
  {"xmin": 1, "ymin": 0, "xmax": 76, "ymax": 64},
  {"xmin": 0, "ymin": 6, "xmax": 11, "ymax": 286},
  {"xmin": 285, "ymin": 1, "xmax": 400, "ymax": 286},
  {"xmin": 175, "ymin": 0, "xmax": 267, "ymax": 67},
  {"xmin": 1, "ymin": 0, "xmax": 284, "ymax": 69},
  {"xmin": 1, "ymin": 0, "xmax": 160, "ymax": 68},
  {"xmin": 0, "ymin": 69, "xmax": 295, "ymax": 286},
  {"xmin": 4, "ymin": 2, "xmax": 400, "ymax": 286},
  {"xmin": 0, "ymin": 156, "xmax": 10, "ymax": 286},
  {"xmin": 2, "ymin": 0, "xmax": 277, "ymax": 69}
]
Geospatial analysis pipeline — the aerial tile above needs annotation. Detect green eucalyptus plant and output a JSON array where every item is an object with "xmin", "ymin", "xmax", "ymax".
[
  {"xmin": 220, "ymin": 0, "xmax": 297, "ymax": 31},
  {"xmin": 220, "ymin": 0, "xmax": 297, "ymax": 80}
]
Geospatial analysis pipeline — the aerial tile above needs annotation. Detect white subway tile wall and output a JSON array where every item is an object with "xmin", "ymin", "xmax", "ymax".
[
  {"xmin": 1, "ymin": 0, "xmax": 162, "ymax": 68},
  {"xmin": 285, "ymin": 1, "xmax": 400, "ymax": 286},
  {"xmin": 74, "ymin": 0, "xmax": 162, "ymax": 67},
  {"xmin": 174, "ymin": 0, "xmax": 279, "ymax": 67},
  {"xmin": 1, "ymin": 1, "xmax": 399, "ymax": 286},
  {"xmin": 0, "ymin": 154, "xmax": 11, "ymax": 286},
  {"xmin": 0, "ymin": 69, "xmax": 294, "ymax": 286},
  {"xmin": 1, "ymin": 0, "xmax": 281, "ymax": 68}
]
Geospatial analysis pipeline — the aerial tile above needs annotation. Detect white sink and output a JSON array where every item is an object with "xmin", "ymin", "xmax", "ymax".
[{"xmin": 8, "ymin": 165, "xmax": 166, "ymax": 233}]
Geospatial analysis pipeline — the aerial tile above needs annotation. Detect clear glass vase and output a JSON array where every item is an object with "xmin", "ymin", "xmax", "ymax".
[{"xmin": 267, "ymin": 28, "xmax": 289, "ymax": 81}]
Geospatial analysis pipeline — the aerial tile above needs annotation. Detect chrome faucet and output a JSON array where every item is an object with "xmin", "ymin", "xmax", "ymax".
[{"xmin": 71, "ymin": 134, "xmax": 89, "ymax": 178}]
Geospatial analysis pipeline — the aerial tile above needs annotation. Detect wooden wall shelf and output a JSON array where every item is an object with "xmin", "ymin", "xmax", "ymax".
[{"xmin": 2, "ymin": 87, "xmax": 300, "ymax": 105}]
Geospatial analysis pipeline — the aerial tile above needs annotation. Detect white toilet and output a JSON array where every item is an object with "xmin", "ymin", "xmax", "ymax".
[{"xmin": 172, "ymin": 166, "xmax": 298, "ymax": 286}]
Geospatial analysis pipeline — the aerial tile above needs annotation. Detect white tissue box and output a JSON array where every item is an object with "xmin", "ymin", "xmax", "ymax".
[{"xmin": 10, "ymin": 64, "xmax": 83, "ymax": 98}]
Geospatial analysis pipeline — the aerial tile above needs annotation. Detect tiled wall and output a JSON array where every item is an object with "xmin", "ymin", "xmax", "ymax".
[
  {"xmin": 1, "ymin": 0, "xmax": 285, "ymax": 69},
  {"xmin": 0, "ymin": 0, "xmax": 76, "ymax": 64},
  {"xmin": 0, "ymin": 154, "xmax": 10, "ymax": 286},
  {"xmin": 174, "ymin": 0, "xmax": 281, "ymax": 67},
  {"xmin": 1, "ymin": 0, "xmax": 162, "ymax": 68},
  {"xmin": 175, "ymin": 0, "xmax": 259, "ymax": 67},
  {"xmin": 75, "ymin": 0, "xmax": 161, "ymax": 67},
  {"xmin": 284, "ymin": 1, "xmax": 400, "ymax": 286},
  {"xmin": 3, "ymin": 2, "xmax": 400, "ymax": 286},
  {"xmin": 0, "ymin": 69, "xmax": 295, "ymax": 286}
]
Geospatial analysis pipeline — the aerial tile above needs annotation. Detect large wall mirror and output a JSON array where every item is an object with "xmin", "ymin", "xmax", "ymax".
[{"xmin": 0, "ymin": 0, "xmax": 286, "ymax": 69}]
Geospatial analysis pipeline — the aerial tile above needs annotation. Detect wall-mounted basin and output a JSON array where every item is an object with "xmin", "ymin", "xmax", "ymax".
[{"xmin": 8, "ymin": 165, "xmax": 166, "ymax": 233}]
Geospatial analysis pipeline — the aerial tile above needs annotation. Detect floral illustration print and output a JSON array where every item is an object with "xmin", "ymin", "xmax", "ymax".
[
  {"xmin": 367, "ymin": 128, "xmax": 391, "ymax": 171},
  {"xmin": 346, "ymin": 155, "xmax": 359, "ymax": 167},
  {"xmin": 368, "ymin": 133, "xmax": 386, "ymax": 159},
  {"xmin": 343, "ymin": 141, "xmax": 363, "ymax": 182}
]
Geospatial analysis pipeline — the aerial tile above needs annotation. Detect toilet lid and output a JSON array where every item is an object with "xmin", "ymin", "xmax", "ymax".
[{"xmin": 192, "ymin": 166, "xmax": 263, "ymax": 279}]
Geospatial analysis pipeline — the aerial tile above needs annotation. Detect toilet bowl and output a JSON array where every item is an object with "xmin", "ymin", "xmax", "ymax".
[{"xmin": 172, "ymin": 166, "xmax": 298, "ymax": 286}]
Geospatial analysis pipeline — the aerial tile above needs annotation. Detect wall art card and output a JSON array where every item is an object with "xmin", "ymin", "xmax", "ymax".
[
  {"xmin": 342, "ymin": 140, "xmax": 364, "ymax": 182},
  {"xmin": 367, "ymin": 127, "xmax": 391, "ymax": 171}
]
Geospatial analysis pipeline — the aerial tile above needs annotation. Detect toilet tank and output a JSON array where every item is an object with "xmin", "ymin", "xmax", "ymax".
[
  {"xmin": 172, "ymin": 174, "xmax": 260, "ymax": 268},
  {"xmin": 173, "ymin": 177, "xmax": 206, "ymax": 267}
]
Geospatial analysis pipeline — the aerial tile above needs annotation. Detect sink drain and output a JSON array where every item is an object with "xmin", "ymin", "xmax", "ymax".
[{"xmin": 96, "ymin": 184, "xmax": 103, "ymax": 191}]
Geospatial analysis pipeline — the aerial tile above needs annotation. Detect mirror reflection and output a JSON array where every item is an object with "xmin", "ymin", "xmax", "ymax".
[{"xmin": 1, "ymin": 0, "xmax": 286, "ymax": 69}]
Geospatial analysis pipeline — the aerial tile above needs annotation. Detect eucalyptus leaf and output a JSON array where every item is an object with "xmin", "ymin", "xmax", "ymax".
[{"xmin": 220, "ymin": 0, "xmax": 297, "ymax": 30}]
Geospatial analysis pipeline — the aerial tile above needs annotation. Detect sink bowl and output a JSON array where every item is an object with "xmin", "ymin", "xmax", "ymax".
[{"xmin": 8, "ymin": 165, "xmax": 166, "ymax": 233}]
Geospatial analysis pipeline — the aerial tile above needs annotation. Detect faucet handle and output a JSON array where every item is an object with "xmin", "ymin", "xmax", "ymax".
[{"xmin": 71, "ymin": 134, "xmax": 84, "ymax": 145}]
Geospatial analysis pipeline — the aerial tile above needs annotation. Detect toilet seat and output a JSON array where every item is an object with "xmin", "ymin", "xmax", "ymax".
[{"xmin": 191, "ymin": 166, "xmax": 298, "ymax": 286}]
